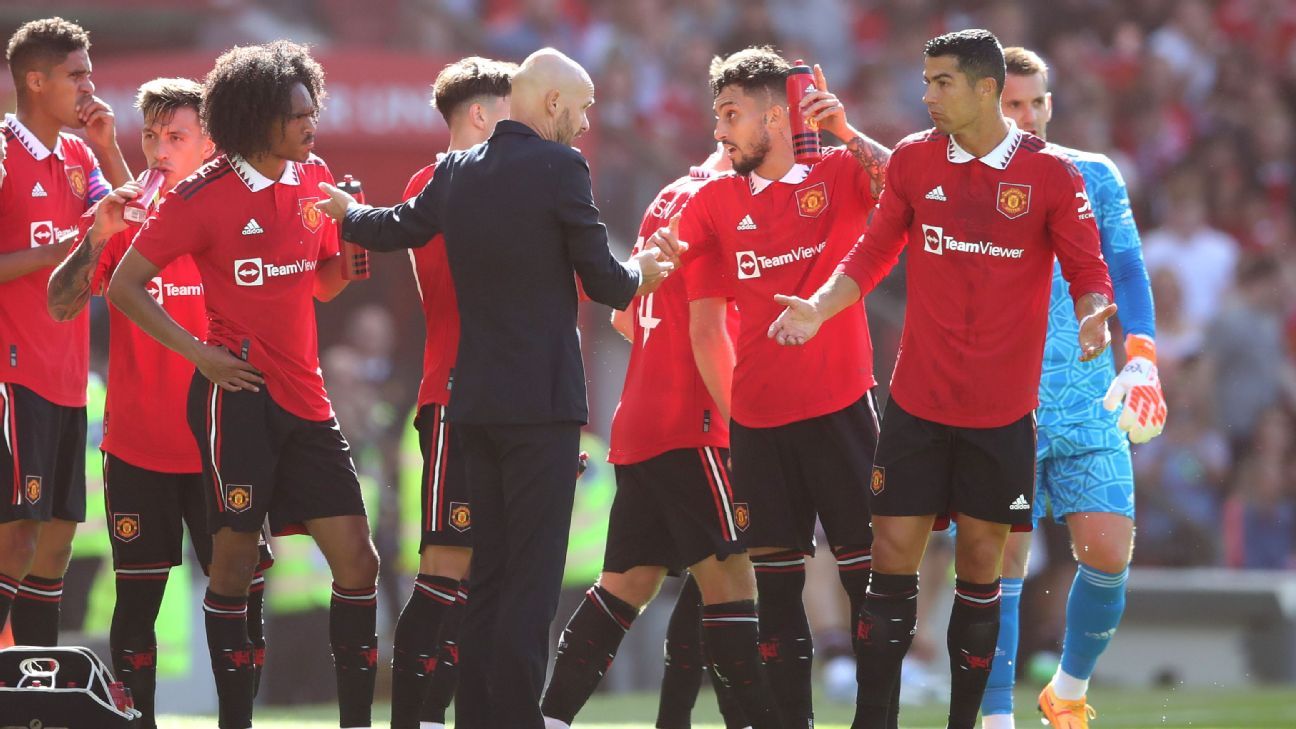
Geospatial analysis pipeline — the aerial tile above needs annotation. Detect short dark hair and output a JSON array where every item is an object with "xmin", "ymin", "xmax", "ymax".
[
  {"xmin": 1004, "ymin": 46, "xmax": 1049, "ymax": 85},
  {"xmin": 202, "ymin": 41, "xmax": 325, "ymax": 159},
  {"xmin": 135, "ymin": 77, "xmax": 203, "ymax": 127},
  {"xmin": 431, "ymin": 56, "xmax": 516, "ymax": 123},
  {"xmin": 6, "ymin": 17, "xmax": 90, "ymax": 90},
  {"xmin": 708, "ymin": 46, "xmax": 789, "ymax": 100},
  {"xmin": 924, "ymin": 29, "xmax": 1006, "ymax": 94}
]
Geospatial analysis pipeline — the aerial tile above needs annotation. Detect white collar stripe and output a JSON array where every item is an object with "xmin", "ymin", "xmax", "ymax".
[
  {"xmin": 749, "ymin": 163, "xmax": 812, "ymax": 195},
  {"xmin": 947, "ymin": 120, "xmax": 1023, "ymax": 170},
  {"xmin": 230, "ymin": 154, "xmax": 301, "ymax": 192},
  {"xmin": 4, "ymin": 114, "xmax": 64, "ymax": 161}
]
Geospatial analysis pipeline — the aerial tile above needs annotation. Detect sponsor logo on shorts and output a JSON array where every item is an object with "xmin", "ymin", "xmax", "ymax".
[
  {"xmin": 114, "ymin": 513, "xmax": 141, "ymax": 542},
  {"xmin": 449, "ymin": 502, "xmax": 471, "ymax": 532},
  {"xmin": 733, "ymin": 502, "xmax": 750, "ymax": 532},
  {"xmin": 795, "ymin": 182, "xmax": 829, "ymax": 218},
  {"xmin": 870, "ymin": 466, "xmax": 885, "ymax": 496},
  {"xmin": 226, "ymin": 484, "xmax": 252, "ymax": 513},
  {"xmin": 1009, "ymin": 494, "xmax": 1030, "ymax": 510},
  {"xmin": 24, "ymin": 475, "xmax": 42, "ymax": 503}
]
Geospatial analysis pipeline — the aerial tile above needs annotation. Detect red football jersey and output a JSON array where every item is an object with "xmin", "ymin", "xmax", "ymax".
[
  {"xmin": 131, "ymin": 154, "xmax": 341, "ymax": 421},
  {"xmin": 0, "ymin": 115, "xmax": 103, "ymax": 407},
  {"xmin": 403, "ymin": 159, "xmax": 458, "ymax": 408},
  {"xmin": 609, "ymin": 168, "xmax": 738, "ymax": 465},
  {"xmin": 837, "ymin": 123, "xmax": 1114, "ymax": 428},
  {"xmin": 678, "ymin": 147, "xmax": 877, "ymax": 428},
  {"xmin": 85, "ymin": 184, "xmax": 206, "ymax": 473}
]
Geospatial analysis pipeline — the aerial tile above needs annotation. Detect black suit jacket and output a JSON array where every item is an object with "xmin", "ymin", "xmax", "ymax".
[{"xmin": 342, "ymin": 120, "xmax": 641, "ymax": 425}]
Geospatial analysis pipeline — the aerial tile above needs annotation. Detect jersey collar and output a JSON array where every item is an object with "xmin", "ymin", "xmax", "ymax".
[
  {"xmin": 748, "ymin": 162, "xmax": 811, "ymax": 195},
  {"xmin": 229, "ymin": 154, "xmax": 301, "ymax": 192},
  {"xmin": 947, "ymin": 118, "xmax": 1023, "ymax": 170},
  {"xmin": 4, "ymin": 114, "xmax": 65, "ymax": 161}
]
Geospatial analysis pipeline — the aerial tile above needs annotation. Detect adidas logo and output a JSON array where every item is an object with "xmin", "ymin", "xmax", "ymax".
[
  {"xmin": 241, "ymin": 218, "xmax": 264, "ymax": 236},
  {"xmin": 736, "ymin": 214, "xmax": 757, "ymax": 231},
  {"xmin": 31, "ymin": 182, "xmax": 47, "ymax": 198},
  {"xmin": 1009, "ymin": 494, "xmax": 1030, "ymax": 510},
  {"xmin": 925, "ymin": 185, "xmax": 947, "ymax": 201}
]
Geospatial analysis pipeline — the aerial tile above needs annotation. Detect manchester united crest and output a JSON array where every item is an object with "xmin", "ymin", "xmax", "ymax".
[
  {"xmin": 114, "ymin": 513, "xmax": 141, "ymax": 542},
  {"xmin": 226, "ymin": 484, "xmax": 252, "ymax": 513},
  {"xmin": 24, "ymin": 475, "xmax": 42, "ymax": 503},
  {"xmin": 733, "ymin": 503, "xmax": 750, "ymax": 532},
  {"xmin": 299, "ymin": 197, "xmax": 324, "ymax": 233},
  {"xmin": 996, "ymin": 182, "xmax": 1031, "ymax": 220},
  {"xmin": 65, "ymin": 164, "xmax": 88, "ymax": 199},
  {"xmin": 795, "ymin": 182, "xmax": 829, "ymax": 218},
  {"xmin": 870, "ymin": 466, "xmax": 886, "ymax": 496},
  {"xmin": 449, "ymin": 502, "xmax": 472, "ymax": 532}
]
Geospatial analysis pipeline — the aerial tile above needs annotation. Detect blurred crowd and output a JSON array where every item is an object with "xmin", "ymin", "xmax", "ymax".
[{"xmin": 47, "ymin": 0, "xmax": 1296, "ymax": 571}]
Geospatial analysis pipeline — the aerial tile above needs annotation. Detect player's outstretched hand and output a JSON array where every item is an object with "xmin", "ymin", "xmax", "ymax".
[
  {"xmin": 647, "ymin": 213, "xmax": 685, "ymax": 263},
  {"xmin": 315, "ymin": 181, "xmax": 355, "ymax": 222},
  {"xmin": 632, "ymin": 248, "xmax": 676, "ymax": 297},
  {"xmin": 768, "ymin": 294, "xmax": 824, "ymax": 346},
  {"xmin": 1077, "ymin": 302, "xmax": 1117, "ymax": 362},
  {"xmin": 195, "ymin": 343, "xmax": 265, "ymax": 393},
  {"xmin": 92, "ymin": 181, "xmax": 142, "ymax": 240}
]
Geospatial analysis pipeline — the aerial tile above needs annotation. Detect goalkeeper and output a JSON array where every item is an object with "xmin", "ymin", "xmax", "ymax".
[{"xmin": 981, "ymin": 47, "xmax": 1166, "ymax": 729}]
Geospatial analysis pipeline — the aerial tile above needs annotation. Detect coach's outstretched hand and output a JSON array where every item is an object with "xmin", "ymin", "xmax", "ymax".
[
  {"xmin": 315, "ymin": 181, "xmax": 355, "ymax": 222},
  {"xmin": 768, "ymin": 294, "xmax": 824, "ymax": 346},
  {"xmin": 195, "ymin": 343, "xmax": 265, "ymax": 393},
  {"xmin": 632, "ymin": 247, "xmax": 676, "ymax": 297}
]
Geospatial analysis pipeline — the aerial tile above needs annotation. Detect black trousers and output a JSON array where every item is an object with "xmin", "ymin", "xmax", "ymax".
[{"xmin": 453, "ymin": 421, "xmax": 581, "ymax": 729}]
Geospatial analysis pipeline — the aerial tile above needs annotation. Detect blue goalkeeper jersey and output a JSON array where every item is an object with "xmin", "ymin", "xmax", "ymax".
[{"xmin": 1037, "ymin": 146, "xmax": 1155, "ymax": 432}]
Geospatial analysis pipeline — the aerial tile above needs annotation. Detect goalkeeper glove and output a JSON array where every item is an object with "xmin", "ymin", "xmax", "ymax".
[{"xmin": 1102, "ymin": 333, "xmax": 1167, "ymax": 444}]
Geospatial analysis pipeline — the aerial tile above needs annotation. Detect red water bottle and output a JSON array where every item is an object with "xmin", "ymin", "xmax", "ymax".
[
  {"xmin": 786, "ymin": 61, "xmax": 823, "ymax": 165},
  {"xmin": 123, "ymin": 167, "xmax": 167, "ymax": 224},
  {"xmin": 337, "ymin": 174, "xmax": 370, "ymax": 280}
]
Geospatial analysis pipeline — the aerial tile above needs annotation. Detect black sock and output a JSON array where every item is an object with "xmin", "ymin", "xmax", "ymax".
[
  {"xmin": 657, "ymin": 576, "xmax": 703, "ymax": 729},
  {"xmin": 947, "ymin": 579, "xmax": 1002, "ymax": 729},
  {"xmin": 703, "ymin": 600, "xmax": 782, "ymax": 729},
  {"xmin": 247, "ymin": 569, "xmax": 267, "ymax": 697},
  {"xmin": 390, "ymin": 574, "xmax": 459, "ymax": 729},
  {"xmin": 852, "ymin": 572, "xmax": 919, "ymax": 729},
  {"xmin": 204, "ymin": 589, "xmax": 254, "ymax": 729},
  {"xmin": 541, "ymin": 584, "xmax": 638, "ymax": 723},
  {"xmin": 330, "ymin": 582, "xmax": 378, "ymax": 728},
  {"xmin": 832, "ymin": 544, "xmax": 873, "ymax": 650},
  {"xmin": 110, "ymin": 569, "xmax": 169, "ymax": 729},
  {"xmin": 752, "ymin": 550, "xmax": 813, "ymax": 728},
  {"xmin": 420, "ymin": 581, "xmax": 468, "ymax": 724},
  {"xmin": 11, "ymin": 574, "xmax": 63, "ymax": 646},
  {"xmin": 0, "ymin": 573, "xmax": 18, "ymax": 634}
]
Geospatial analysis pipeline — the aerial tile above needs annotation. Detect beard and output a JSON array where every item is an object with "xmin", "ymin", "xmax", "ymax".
[
  {"xmin": 731, "ymin": 128, "xmax": 771, "ymax": 176},
  {"xmin": 557, "ymin": 108, "xmax": 581, "ymax": 146}
]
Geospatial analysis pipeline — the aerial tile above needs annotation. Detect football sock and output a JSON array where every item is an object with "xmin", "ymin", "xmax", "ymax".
[
  {"xmin": 420, "ymin": 580, "xmax": 468, "ymax": 724},
  {"xmin": 657, "ymin": 575, "xmax": 704, "ymax": 729},
  {"xmin": 1056, "ymin": 564, "xmax": 1128, "ymax": 699},
  {"xmin": 11, "ymin": 574, "xmax": 63, "ymax": 646},
  {"xmin": 247, "ymin": 569, "xmax": 267, "ymax": 697},
  {"xmin": 702, "ymin": 600, "xmax": 782, "ymax": 729},
  {"xmin": 852, "ymin": 572, "xmax": 918, "ymax": 729},
  {"xmin": 981, "ymin": 577, "xmax": 1023, "ymax": 718},
  {"xmin": 831, "ymin": 544, "xmax": 873, "ymax": 648},
  {"xmin": 752, "ymin": 550, "xmax": 813, "ymax": 728},
  {"xmin": 331, "ymin": 582, "xmax": 379, "ymax": 728},
  {"xmin": 390, "ymin": 574, "xmax": 459, "ymax": 729},
  {"xmin": 947, "ymin": 579, "xmax": 1002, "ymax": 729},
  {"xmin": 0, "ymin": 572, "xmax": 19, "ymax": 638},
  {"xmin": 110, "ymin": 569, "xmax": 169, "ymax": 729},
  {"xmin": 204, "ymin": 589, "xmax": 254, "ymax": 729},
  {"xmin": 541, "ymin": 584, "xmax": 638, "ymax": 723}
]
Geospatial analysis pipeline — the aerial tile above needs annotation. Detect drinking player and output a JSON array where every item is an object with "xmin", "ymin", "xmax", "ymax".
[
  {"xmin": 107, "ymin": 42, "xmax": 380, "ymax": 729},
  {"xmin": 767, "ymin": 30, "xmax": 1116, "ymax": 729},
  {"xmin": 0, "ymin": 16, "xmax": 129, "ymax": 646}
]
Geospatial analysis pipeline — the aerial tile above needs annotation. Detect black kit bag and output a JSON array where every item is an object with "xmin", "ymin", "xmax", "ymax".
[{"xmin": 0, "ymin": 645, "xmax": 141, "ymax": 728}]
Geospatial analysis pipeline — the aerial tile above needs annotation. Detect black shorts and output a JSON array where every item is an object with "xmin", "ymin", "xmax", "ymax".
[
  {"xmin": 870, "ymin": 398, "xmax": 1036, "ymax": 529},
  {"xmin": 604, "ymin": 446, "xmax": 747, "ymax": 574},
  {"xmin": 186, "ymin": 374, "xmax": 366, "ymax": 537},
  {"xmin": 102, "ymin": 452, "xmax": 273, "ymax": 575},
  {"xmin": 0, "ymin": 383, "xmax": 86, "ymax": 524},
  {"xmin": 728, "ymin": 390, "xmax": 880, "ymax": 554},
  {"xmin": 415, "ymin": 403, "xmax": 471, "ymax": 550}
]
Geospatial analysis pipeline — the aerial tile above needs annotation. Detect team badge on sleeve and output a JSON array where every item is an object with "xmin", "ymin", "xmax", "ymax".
[
  {"xmin": 795, "ymin": 182, "xmax": 829, "ymax": 218},
  {"xmin": 114, "ymin": 513, "xmax": 141, "ymax": 542},
  {"xmin": 733, "ymin": 503, "xmax": 751, "ymax": 532},
  {"xmin": 869, "ymin": 466, "xmax": 885, "ymax": 496},
  {"xmin": 24, "ymin": 475, "xmax": 42, "ymax": 503},
  {"xmin": 449, "ymin": 502, "xmax": 472, "ymax": 532},
  {"xmin": 996, "ymin": 182, "xmax": 1031, "ymax": 220},
  {"xmin": 65, "ymin": 164, "xmax": 88, "ymax": 199},
  {"xmin": 299, "ymin": 197, "xmax": 324, "ymax": 233},
  {"xmin": 225, "ymin": 484, "xmax": 252, "ymax": 513}
]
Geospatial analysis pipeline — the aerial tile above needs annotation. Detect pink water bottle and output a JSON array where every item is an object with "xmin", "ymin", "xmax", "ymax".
[
  {"xmin": 786, "ymin": 61, "xmax": 823, "ymax": 165},
  {"xmin": 337, "ymin": 174, "xmax": 370, "ymax": 280},
  {"xmin": 123, "ymin": 168, "xmax": 167, "ymax": 223}
]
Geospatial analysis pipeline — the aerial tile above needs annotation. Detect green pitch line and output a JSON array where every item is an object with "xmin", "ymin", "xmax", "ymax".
[{"xmin": 159, "ymin": 685, "xmax": 1296, "ymax": 728}]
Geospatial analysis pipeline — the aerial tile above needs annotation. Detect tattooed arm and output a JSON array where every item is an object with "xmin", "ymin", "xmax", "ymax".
[
  {"xmin": 47, "ymin": 181, "xmax": 140, "ymax": 321},
  {"xmin": 846, "ymin": 134, "xmax": 892, "ymax": 198},
  {"xmin": 797, "ymin": 64, "xmax": 892, "ymax": 196}
]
